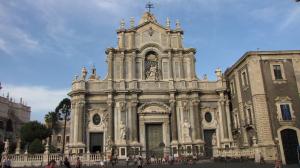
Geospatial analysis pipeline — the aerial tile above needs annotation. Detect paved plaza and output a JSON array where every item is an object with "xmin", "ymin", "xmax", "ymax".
[
  {"xmin": 62, "ymin": 162, "xmax": 298, "ymax": 168},
  {"xmin": 46, "ymin": 161, "xmax": 299, "ymax": 168}
]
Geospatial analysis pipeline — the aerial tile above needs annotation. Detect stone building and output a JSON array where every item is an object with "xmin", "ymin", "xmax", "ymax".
[
  {"xmin": 0, "ymin": 93, "xmax": 31, "ymax": 142},
  {"xmin": 68, "ymin": 11, "xmax": 300, "ymax": 164},
  {"xmin": 68, "ymin": 12, "xmax": 232, "ymax": 158},
  {"xmin": 225, "ymin": 51, "xmax": 300, "ymax": 164}
]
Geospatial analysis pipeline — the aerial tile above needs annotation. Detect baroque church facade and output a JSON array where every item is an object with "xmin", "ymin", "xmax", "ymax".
[{"xmin": 68, "ymin": 12, "xmax": 300, "ymax": 164}]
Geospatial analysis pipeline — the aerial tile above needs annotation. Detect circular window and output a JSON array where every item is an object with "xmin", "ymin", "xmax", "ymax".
[
  {"xmin": 92, "ymin": 114, "xmax": 101, "ymax": 125},
  {"xmin": 204, "ymin": 112, "xmax": 212, "ymax": 123}
]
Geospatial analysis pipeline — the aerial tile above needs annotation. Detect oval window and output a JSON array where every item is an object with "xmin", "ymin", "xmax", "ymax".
[
  {"xmin": 205, "ymin": 112, "xmax": 212, "ymax": 123},
  {"xmin": 92, "ymin": 114, "xmax": 101, "ymax": 125}
]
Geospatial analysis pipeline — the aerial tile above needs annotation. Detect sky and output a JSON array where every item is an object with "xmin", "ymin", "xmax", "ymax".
[{"xmin": 0, "ymin": 0, "xmax": 299, "ymax": 122}]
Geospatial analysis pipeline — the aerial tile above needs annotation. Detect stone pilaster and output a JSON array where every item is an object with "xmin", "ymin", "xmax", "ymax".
[
  {"xmin": 131, "ymin": 101, "xmax": 138, "ymax": 143},
  {"xmin": 192, "ymin": 100, "xmax": 202, "ymax": 142},
  {"xmin": 107, "ymin": 100, "xmax": 114, "ymax": 143},
  {"xmin": 170, "ymin": 99, "xmax": 178, "ymax": 144}
]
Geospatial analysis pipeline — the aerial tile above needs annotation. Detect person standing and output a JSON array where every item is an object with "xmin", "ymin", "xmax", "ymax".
[
  {"xmin": 45, "ymin": 160, "xmax": 56, "ymax": 168},
  {"xmin": 63, "ymin": 157, "xmax": 71, "ymax": 168},
  {"xmin": 75, "ymin": 157, "xmax": 81, "ymax": 168}
]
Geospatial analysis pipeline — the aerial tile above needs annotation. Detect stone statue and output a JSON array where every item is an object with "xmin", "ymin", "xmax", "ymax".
[
  {"xmin": 81, "ymin": 66, "xmax": 87, "ymax": 80},
  {"xmin": 183, "ymin": 120, "xmax": 191, "ymax": 141},
  {"xmin": 106, "ymin": 136, "xmax": 112, "ymax": 150},
  {"xmin": 212, "ymin": 133, "xmax": 217, "ymax": 146},
  {"xmin": 147, "ymin": 64, "xmax": 158, "ymax": 80},
  {"xmin": 4, "ymin": 139, "xmax": 9, "ymax": 154},
  {"xmin": 15, "ymin": 137, "xmax": 21, "ymax": 154},
  {"xmin": 119, "ymin": 121, "xmax": 126, "ymax": 140}
]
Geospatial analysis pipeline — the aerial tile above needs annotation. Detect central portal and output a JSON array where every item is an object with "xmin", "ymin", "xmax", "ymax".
[{"xmin": 146, "ymin": 124, "xmax": 163, "ymax": 157}]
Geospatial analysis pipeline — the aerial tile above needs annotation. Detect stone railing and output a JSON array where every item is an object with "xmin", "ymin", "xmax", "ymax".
[
  {"xmin": 7, "ymin": 153, "xmax": 103, "ymax": 167},
  {"xmin": 213, "ymin": 147, "xmax": 255, "ymax": 159}
]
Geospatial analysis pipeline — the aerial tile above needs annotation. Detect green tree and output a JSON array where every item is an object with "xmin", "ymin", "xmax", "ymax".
[
  {"xmin": 20, "ymin": 121, "xmax": 51, "ymax": 144},
  {"xmin": 55, "ymin": 98, "xmax": 71, "ymax": 154},
  {"xmin": 28, "ymin": 139, "xmax": 44, "ymax": 154},
  {"xmin": 44, "ymin": 111, "xmax": 60, "ymax": 133}
]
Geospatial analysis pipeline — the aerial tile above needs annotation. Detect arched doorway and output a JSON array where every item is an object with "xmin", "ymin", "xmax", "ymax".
[{"xmin": 280, "ymin": 129, "xmax": 299, "ymax": 164}]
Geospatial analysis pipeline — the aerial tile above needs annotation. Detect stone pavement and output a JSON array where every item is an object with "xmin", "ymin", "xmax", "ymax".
[{"xmin": 53, "ymin": 161, "xmax": 299, "ymax": 168}]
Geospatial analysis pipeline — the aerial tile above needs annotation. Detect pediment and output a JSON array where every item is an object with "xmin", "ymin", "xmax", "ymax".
[{"xmin": 138, "ymin": 102, "xmax": 170, "ymax": 114}]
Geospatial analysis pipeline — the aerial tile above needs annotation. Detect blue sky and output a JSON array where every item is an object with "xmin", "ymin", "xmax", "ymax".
[{"xmin": 0, "ymin": 0, "xmax": 299, "ymax": 121}]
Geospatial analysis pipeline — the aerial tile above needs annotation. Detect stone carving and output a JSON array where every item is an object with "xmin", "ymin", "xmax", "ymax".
[
  {"xmin": 106, "ymin": 136, "xmax": 112, "ymax": 150},
  {"xmin": 183, "ymin": 120, "xmax": 191, "ymax": 141},
  {"xmin": 145, "ymin": 52, "xmax": 159, "ymax": 80},
  {"xmin": 119, "ymin": 121, "xmax": 126, "ymax": 140},
  {"xmin": 212, "ymin": 133, "xmax": 217, "ymax": 146},
  {"xmin": 15, "ymin": 137, "xmax": 21, "ymax": 154},
  {"xmin": 4, "ymin": 139, "xmax": 9, "ymax": 154},
  {"xmin": 81, "ymin": 66, "xmax": 87, "ymax": 80}
]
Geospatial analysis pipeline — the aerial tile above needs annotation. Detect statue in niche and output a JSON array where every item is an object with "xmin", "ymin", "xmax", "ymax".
[
  {"xmin": 119, "ymin": 121, "xmax": 126, "ymax": 140},
  {"xmin": 183, "ymin": 120, "xmax": 191, "ymax": 141},
  {"xmin": 145, "ymin": 52, "xmax": 159, "ymax": 80},
  {"xmin": 212, "ymin": 133, "xmax": 217, "ymax": 146}
]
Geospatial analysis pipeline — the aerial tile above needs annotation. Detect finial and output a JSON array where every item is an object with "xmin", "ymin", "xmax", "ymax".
[
  {"xmin": 215, "ymin": 67, "xmax": 222, "ymax": 80},
  {"xmin": 130, "ymin": 17, "xmax": 135, "ymax": 28},
  {"xmin": 0, "ymin": 82, "xmax": 2, "ymax": 91},
  {"xmin": 203, "ymin": 74, "xmax": 208, "ymax": 81},
  {"xmin": 20, "ymin": 97, "xmax": 22, "ymax": 104},
  {"xmin": 120, "ymin": 19, "xmax": 125, "ymax": 29},
  {"xmin": 73, "ymin": 75, "xmax": 78, "ymax": 81},
  {"xmin": 166, "ymin": 17, "xmax": 170, "ymax": 29},
  {"xmin": 6, "ymin": 92, "xmax": 9, "ymax": 99},
  {"xmin": 176, "ymin": 19, "xmax": 181, "ymax": 29},
  {"xmin": 81, "ymin": 66, "xmax": 87, "ymax": 80},
  {"xmin": 145, "ymin": 1, "xmax": 154, "ymax": 13}
]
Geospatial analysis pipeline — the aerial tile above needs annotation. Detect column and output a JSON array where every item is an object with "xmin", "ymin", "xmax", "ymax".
[
  {"xmin": 131, "ymin": 101, "xmax": 138, "ymax": 142},
  {"xmin": 192, "ymin": 100, "xmax": 202, "ymax": 141},
  {"xmin": 218, "ymin": 92, "xmax": 229, "ymax": 140},
  {"xmin": 170, "ymin": 99, "xmax": 178, "ymax": 143},
  {"xmin": 107, "ymin": 50, "xmax": 114, "ymax": 90},
  {"xmin": 120, "ymin": 52, "xmax": 124, "ymax": 80},
  {"xmin": 107, "ymin": 100, "xmax": 114, "ymax": 142},
  {"xmin": 77, "ymin": 101, "xmax": 85, "ymax": 144}
]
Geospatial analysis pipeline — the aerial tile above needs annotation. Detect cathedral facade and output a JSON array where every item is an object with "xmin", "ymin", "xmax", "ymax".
[{"xmin": 68, "ymin": 12, "xmax": 300, "ymax": 164}]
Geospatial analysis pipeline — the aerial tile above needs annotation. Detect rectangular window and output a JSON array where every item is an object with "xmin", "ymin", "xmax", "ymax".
[
  {"xmin": 241, "ymin": 71, "xmax": 248, "ymax": 86},
  {"xmin": 136, "ymin": 62, "xmax": 141, "ymax": 79},
  {"xmin": 162, "ymin": 62, "xmax": 168, "ymax": 80},
  {"xmin": 247, "ymin": 108, "xmax": 253, "ymax": 124},
  {"xmin": 66, "ymin": 136, "xmax": 70, "ymax": 143},
  {"xmin": 280, "ymin": 104, "xmax": 292, "ymax": 120},
  {"xmin": 57, "ymin": 136, "xmax": 61, "ymax": 144},
  {"xmin": 273, "ymin": 65, "xmax": 283, "ymax": 80},
  {"xmin": 230, "ymin": 81, "xmax": 235, "ymax": 95}
]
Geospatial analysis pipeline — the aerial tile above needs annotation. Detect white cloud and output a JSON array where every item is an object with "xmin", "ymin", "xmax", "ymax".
[
  {"xmin": 279, "ymin": 7, "xmax": 300, "ymax": 31},
  {"xmin": 1, "ymin": 84, "xmax": 68, "ymax": 121}
]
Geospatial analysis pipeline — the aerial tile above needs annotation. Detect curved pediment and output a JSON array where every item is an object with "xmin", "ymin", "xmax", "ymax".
[{"xmin": 138, "ymin": 102, "xmax": 170, "ymax": 114}]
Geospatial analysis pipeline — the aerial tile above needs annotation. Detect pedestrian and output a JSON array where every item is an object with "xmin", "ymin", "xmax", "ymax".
[
  {"xmin": 260, "ymin": 153, "xmax": 265, "ymax": 164},
  {"xmin": 137, "ymin": 157, "xmax": 143, "ymax": 168},
  {"xmin": 75, "ymin": 157, "xmax": 81, "ymax": 168},
  {"xmin": 45, "ymin": 160, "xmax": 56, "ymax": 168},
  {"xmin": 3, "ymin": 157, "xmax": 11, "ymax": 168},
  {"xmin": 63, "ymin": 157, "xmax": 71, "ymax": 168},
  {"xmin": 274, "ymin": 153, "xmax": 282, "ymax": 168},
  {"xmin": 126, "ymin": 155, "xmax": 129, "ymax": 167},
  {"xmin": 100, "ymin": 159, "xmax": 105, "ymax": 168}
]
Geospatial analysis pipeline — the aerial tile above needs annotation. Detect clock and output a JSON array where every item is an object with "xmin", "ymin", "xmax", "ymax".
[{"xmin": 92, "ymin": 114, "xmax": 101, "ymax": 125}]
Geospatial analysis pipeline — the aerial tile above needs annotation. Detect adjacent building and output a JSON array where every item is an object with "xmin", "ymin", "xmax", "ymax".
[
  {"xmin": 225, "ymin": 51, "xmax": 300, "ymax": 164},
  {"xmin": 0, "ymin": 94, "xmax": 31, "ymax": 143}
]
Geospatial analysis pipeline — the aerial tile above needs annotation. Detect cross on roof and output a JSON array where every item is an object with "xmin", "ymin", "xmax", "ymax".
[{"xmin": 145, "ymin": 2, "xmax": 154, "ymax": 13}]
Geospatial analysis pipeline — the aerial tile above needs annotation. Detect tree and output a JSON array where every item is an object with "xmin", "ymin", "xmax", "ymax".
[
  {"xmin": 28, "ymin": 139, "xmax": 44, "ymax": 154},
  {"xmin": 55, "ymin": 98, "xmax": 71, "ymax": 154},
  {"xmin": 44, "ymin": 111, "xmax": 59, "ymax": 133},
  {"xmin": 20, "ymin": 121, "xmax": 51, "ymax": 144}
]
